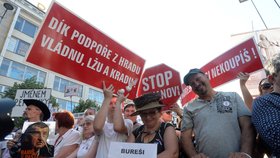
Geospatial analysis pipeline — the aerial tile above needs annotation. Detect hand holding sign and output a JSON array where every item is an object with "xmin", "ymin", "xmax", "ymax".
[{"xmin": 102, "ymin": 81, "xmax": 115, "ymax": 99}]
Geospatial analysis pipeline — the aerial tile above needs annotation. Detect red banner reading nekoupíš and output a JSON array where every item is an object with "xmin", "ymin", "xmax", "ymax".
[
  {"xmin": 181, "ymin": 37, "xmax": 264, "ymax": 106},
  {"xmin": 26, "ymin": 2, "xmax": 145, "ymax": 99}
]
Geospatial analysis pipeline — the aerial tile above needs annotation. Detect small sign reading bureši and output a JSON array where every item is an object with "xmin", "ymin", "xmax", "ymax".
[{"xmin": 108, "ymin": 142, "xmax": 157, "ymax": 158}]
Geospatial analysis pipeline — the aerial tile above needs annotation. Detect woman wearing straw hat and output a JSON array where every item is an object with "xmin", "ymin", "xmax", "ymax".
[{"xmin": 127, "ymin": 92, "xmax": 178, "ymax": 158}]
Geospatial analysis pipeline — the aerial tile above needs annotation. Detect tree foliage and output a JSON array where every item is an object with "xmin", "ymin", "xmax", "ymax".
[
  {"xmin": 1, "ymin": 77, "xmax": 60, "ymax": 128},
  {"xmin": 1, "ymin": 77, "xmax": 44, "ymax": 99},
  {"xmin": 73, "ymin": 99, "xmax": 100, "ymax": 113},
  {"xmin": 1, "ymin": 77, "xmax": 59, "ymax": 107}
]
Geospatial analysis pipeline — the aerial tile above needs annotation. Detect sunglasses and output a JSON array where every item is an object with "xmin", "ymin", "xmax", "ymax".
[
  {"xmin": 261, "ymin": 83, "xmax": 272, "ymax": 90},
  {"xmin": 165, "ymin": 111, "xmax": 172, "ymax": 115}
]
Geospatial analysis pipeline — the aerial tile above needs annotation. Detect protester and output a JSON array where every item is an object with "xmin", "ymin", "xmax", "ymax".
[
  {"xmin": 53, "ymin": 111, "xmax": 81, "ymax": 158},
  {"xmin": 238, "ymin": 72, "xmax": 273, "ymax": 158},
  {"xmin": 22, "ymin": 99, "xmax": 51, "ymax": 122},
  {"xmin": 123, "ymin": 102, "xmax": 142, "ymax": 130},
  {"xmin": 74, "ymin": 107, "xmax": 97, "ymax": 133},
  {"xmin": 9, "ymin": 122, "xmax": 54, "ymax": 158},
  {"xmin": 160, "ymin": 110, "xmax": 173, "ymax": 123},
  {"xmin": 93, "ymin": 81, "xmax": 133, "ymax": 158},
  {"xmin": 252, "ymin": 53, "xmax": 280, "ymax": 157},
  {"xmin": 169, "ymin": 103, "xmax": 187, "ymax": 158},
  {"xmin": 0, "ymin": 98, "xmax": 15, "ymax": 157},
  {"xmin": 20, "ymin": 100, "xmax": 51, "ymax": 132},
  {"xmin": 0, "ymin": 115, "xmax": 14, "ymax": 157},
  {"xmin": 170, "ymin": 103, "xmax": 183, "ymax": 120},
  {"xmin": 238, "ymin": 72, "xmax": 273, "ymax": 110},
  {"xmin": 127, "ymin": 92, "xmax": 179, "ymax": 158},
  {"xmin": 6, "ymin": 99, "xmax": 51, "ymax": 156},
  {"xmin": 68, "ymin": 115, "xmax": 98, "ymax": 158},
  {"xmin": 181, "ymin": 68, "xmax": 254, "ymax": 158},
  {"xmin": 84, "ymin": 107, "xmax": 96, "ymax": 116}
]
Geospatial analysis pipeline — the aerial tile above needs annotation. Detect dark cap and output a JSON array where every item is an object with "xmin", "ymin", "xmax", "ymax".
[
  {"xmin": 131, "ymin": 92, "xmax": 164, "ymax": 116},
  {"xmin": 23, "ymin": 99, "xmax": 50, "ymax": 121},
  {"xmin": 0, "ymin": 98, "xmax": 16, "ymax": 116},
  {"xmin": 183, "ymin": 68, "xmax": 204, "ymax": 85}
]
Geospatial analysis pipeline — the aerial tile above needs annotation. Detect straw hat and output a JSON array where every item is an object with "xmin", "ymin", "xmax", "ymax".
[{"xmin": 131, "ymin": 92, "xmax": 164, "ymax": 116}]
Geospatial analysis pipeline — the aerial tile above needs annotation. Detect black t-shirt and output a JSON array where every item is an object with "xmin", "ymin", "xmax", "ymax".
[{"xmin": 133, "ymin": 122, "xmax": 173, "ymax": 154}]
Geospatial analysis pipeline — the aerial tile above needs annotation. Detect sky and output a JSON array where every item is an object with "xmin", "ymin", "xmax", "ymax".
[{"xmin": 28, "ymin": 0, "xmax": 280, "ymax": 98}]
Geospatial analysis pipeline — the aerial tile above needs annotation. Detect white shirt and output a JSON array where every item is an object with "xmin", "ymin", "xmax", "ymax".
[
  {"xmin": 77, "ymin": 135, "xmax": 95, "ymax": 158},
  {"xmin": 95, "ymin": 119, "xmax": 133, "ymax": 158},
  {"xmin": 54, "ymin": 129, "xmax": 81, "ymax": 157}
]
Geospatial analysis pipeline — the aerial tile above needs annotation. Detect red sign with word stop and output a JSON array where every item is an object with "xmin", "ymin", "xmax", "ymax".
[{"xmin": 137, "ymin": 64, "xmax": 182, "ymax": 108}]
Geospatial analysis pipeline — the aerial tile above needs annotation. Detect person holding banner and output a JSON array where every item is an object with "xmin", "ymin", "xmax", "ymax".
[
  {"xmin": 238, "ymin": 72, "xmax": 273, "ymax": 111},
  {"xmin": 127, "ymin": 92, "xmax": 179, "ymax": 158},
  {"xmin": 238, "ymin": 72, "xmax": 273, "ymax": 158},
  {"xmin": 181, "ymin": 68, "xmax": 254, "ymax": 158},
  {"xmin": 6, "ymin": 99, "xmax": 51, "ymax": 157},
  {"xmin": 93, "ymin": 81, "xmax": 133, "ymax": 158},
  {"xmin": 9, "ymin": 122, "xmax": 54, "ymax": 158},
  {"xmin": 252, "ymin": 53, "xmax": 280, "ymax": 157}
]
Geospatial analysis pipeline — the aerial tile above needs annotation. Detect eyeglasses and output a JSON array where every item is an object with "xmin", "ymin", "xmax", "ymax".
[
  {"xmin": 261, "ymin": 83, "xmax": 273, "ymax": 90},
  {"xmin": 140, "ymin": 110, "xmax": 158, "ymax": 118}
]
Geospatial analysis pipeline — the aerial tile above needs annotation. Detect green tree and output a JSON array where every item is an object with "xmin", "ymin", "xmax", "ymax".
[
  {"xmin": 73, "ymin": 99, "xmax": 100, "ymax": 113},
  {"xmin": 1, "ymin": 77, "xmax": 59, "ymax": 127},
  {"xmin": 1, "ymin": 77, "xmax": 59, "ymax": 107},
  {"xmin": 1, "ymin": 77, "xmax": 44, "ymax": 99}
]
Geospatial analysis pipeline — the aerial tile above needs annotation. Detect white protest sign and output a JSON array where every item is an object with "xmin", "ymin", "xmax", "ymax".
[
  {"xmin": 64, "ymin": 85, "xmax": 79, "ymax": 97},
  {"xmin": 22, "ymin": 121, "xmax": 57, "ymax": 145},
  {"xmin": 108, "ymin": 142, "xmax": 157, "ymax": 158},
  {"xmin": 12, "ymin": 88, "xmax": 51, "ymax": 117}
]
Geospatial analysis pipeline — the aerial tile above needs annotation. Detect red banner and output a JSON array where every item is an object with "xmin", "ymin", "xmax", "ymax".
[
  {"xmin": 26, "ymin": 2, "xmax": 145, "ymax": 99},
  {"xmin": 137, "ymin": 64, "xmax": 182, "ymax": 109},
  {"xmin": 181, "ymin": 38, "xmax": 264, "ymax": 105}
]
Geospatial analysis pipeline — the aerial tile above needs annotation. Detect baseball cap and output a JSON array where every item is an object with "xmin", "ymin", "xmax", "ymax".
[{"xmin": 183, "ymin": 68, "xmax": 204, "ymax": 85}]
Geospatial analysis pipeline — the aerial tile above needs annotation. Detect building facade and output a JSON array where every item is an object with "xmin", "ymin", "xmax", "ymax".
[{"xmin": 0, "ymin": 0, "xmax": 104, "ymax": 111}]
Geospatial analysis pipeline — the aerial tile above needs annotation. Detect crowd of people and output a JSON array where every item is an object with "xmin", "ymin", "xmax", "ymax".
[{"xmin": 0, "ymin": 53, "xmax": 279, "ymax": 158}]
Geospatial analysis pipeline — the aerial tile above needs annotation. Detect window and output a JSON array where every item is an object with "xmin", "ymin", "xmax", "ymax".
[
  {"xmin": 0, "ymin": 58, "xmax": 10, "ymax": 76},
  {"xmin": 0, "ymin": 84, "xmax": 10, "ymax": 94},
  {"xmin": 15, "ymin": 16, "xmax": 38, "ymax": 37},
  {"xmin": 88, "ymin": 88, "xmax": 103, "ymax": 105},
  {"xmin": 0, "ymin": 58, "xmax": 46, "ymax": 83},
  {"xmin": 10, "ymin": 62, "xmax": 25, "ymax": 80},
  {"xmin": 7, "ymin": 36, "xmax": 30, "ymax": 56},
  {"xmin": 53, "ymin": 76, "xmax": 83, "ymax": 97},
  {"xmin": 56, "ymin": 98, "xmax": 78, "ymax": 112}
]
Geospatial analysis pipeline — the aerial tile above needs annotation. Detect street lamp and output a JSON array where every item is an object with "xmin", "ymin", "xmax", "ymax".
[
  {"xmin": 239, "ymin": 0, "xmax": 268, "ymax": 29},
  {"xmin": 0, "ymin": 2, "xmax": 14, "ymax": 23},
  {"xmin": 274, "ymin": 0, "xmax": 280, "ymax": 9}
]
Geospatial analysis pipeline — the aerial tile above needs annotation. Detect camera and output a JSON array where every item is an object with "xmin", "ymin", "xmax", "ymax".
[{"xmin": 9, "ymin": 140, "xmax": 21, "ymax": 157}]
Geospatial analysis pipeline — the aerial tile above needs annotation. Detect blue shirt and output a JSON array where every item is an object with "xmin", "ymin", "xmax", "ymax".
[{"xmin": 252, "ymin": 92, "xmax": 280, "ymax": 157}]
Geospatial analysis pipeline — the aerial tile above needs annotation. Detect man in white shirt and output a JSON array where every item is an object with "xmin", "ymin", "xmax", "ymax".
[{"xmin": 93, "ymin": 82, "xmax": 133, "ymax": 158}]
